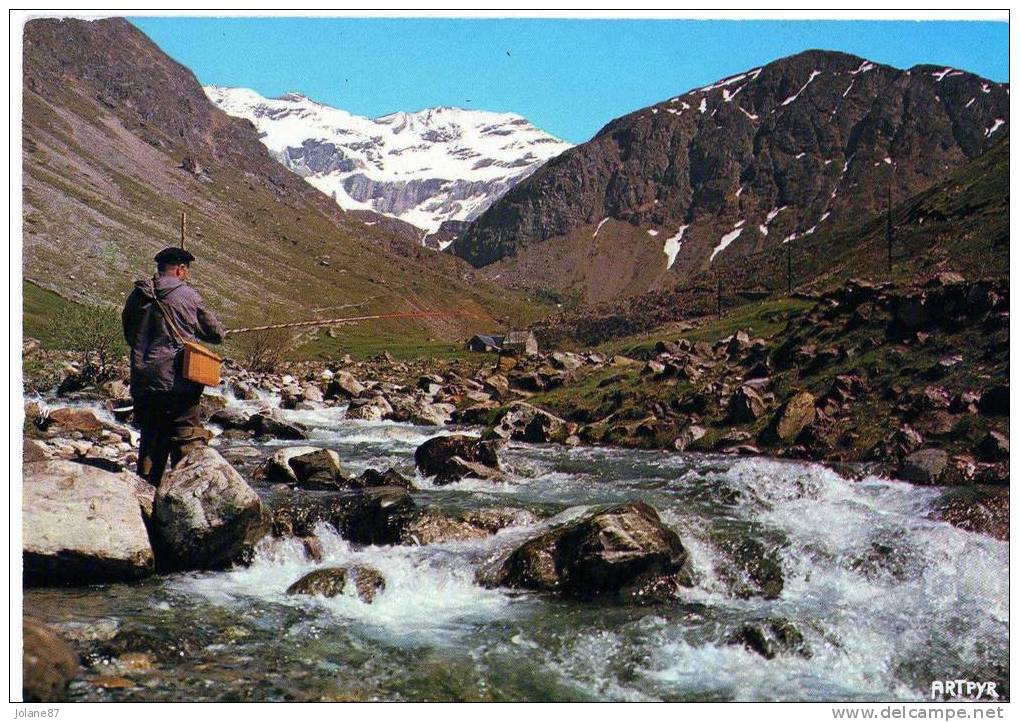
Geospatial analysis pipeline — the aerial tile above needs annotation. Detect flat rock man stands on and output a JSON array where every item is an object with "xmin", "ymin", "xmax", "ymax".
[{"xmin": 122, "ymin": 247, "xmax": 225, "ymax": 484}]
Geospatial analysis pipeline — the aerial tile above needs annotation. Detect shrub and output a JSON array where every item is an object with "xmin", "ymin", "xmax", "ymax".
[{"xmin": 49, "ymin": 303, "xmax": 125, "ymax": 385}]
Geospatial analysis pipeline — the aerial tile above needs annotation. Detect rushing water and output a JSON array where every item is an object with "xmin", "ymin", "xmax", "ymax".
[{"xmin": 25, "ymin": 395, "xmax": 1009, "ymax": 702}]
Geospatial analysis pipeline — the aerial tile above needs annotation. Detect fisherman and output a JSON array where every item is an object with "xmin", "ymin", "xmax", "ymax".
[{"xmin": 122, "ymin": 247, "xmax": 225, "ymax": 485}]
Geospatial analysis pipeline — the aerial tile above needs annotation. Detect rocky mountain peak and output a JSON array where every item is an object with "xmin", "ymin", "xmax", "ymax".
[
  {"xmin": 452, "ymin": 49, "xmax": 1008, "ymax": 304},
  {"xmin": 206, "ymin": 88, "xmax": 573, "ymax": 235}
]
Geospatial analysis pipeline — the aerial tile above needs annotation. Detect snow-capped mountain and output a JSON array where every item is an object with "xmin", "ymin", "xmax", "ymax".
[{"xmin": 204, "ymin": 86, "xmax": 573, "ymax": 237}]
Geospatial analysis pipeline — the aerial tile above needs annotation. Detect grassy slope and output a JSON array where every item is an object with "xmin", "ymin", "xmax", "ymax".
[{"xmin": 22, "ymin": 19, "xmax": 549, "ymax": 353}]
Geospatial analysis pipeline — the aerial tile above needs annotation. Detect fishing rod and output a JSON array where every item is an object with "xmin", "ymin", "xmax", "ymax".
[{"xmin": 224, "ymin": 310, "xmax": 473, "ymax": 336}]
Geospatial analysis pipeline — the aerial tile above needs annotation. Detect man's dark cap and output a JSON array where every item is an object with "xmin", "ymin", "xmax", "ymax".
[{"xmin": 154, "ymin": 247, "xmax": 195, "ymax": 266}]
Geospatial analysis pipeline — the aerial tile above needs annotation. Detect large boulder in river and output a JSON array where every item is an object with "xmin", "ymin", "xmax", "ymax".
[
  {"xmin": 286, "ymin": 449, "xmax": 346, "ymax": 490},
  {"xmin": 480, "ymin": 502, "xmax": 690, "ymax": 599},
  {"xmin": 325, "ymin": 371, "xmax": 365, "ymax": 400},
  {"xmin": 286, "ymin": 565, "xmax": 386, "ymax": 603},
  {"xmin": 486, "ymin": 401, "xmax": 567, "ymax": 443},
  {"xmin": 415, "ymin": 434, "xmax": 504, "ymax": 484},
  {"xmin": 246, "ymin": 408, "xmax": 309, "ymax": 440},
  {"xmin": 154, "ymin": 447, "xmax": 269, "ymax": 570},
  {"xmin": 263, "ymin": 446, "xmax": 331, "ymax": 484},
  {"xmin": 23, "ymin": 617, "xmax": 79, "ymax": 701},
  {"xmin": 268, "ymin": 486, "xmax": 415, "ymax": 545},
  {"xmin": 23, "ymin": 460, "xmax": 154, "ymax": 585},
  {"xmin": 209, "ymin": 405, "xmax": 251, "ymax": 431}
]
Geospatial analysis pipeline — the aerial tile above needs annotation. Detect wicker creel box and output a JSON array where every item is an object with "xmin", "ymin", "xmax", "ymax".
[{"xmin": 182, "ymin": 341, "xmax": 222, "ymax": 386}]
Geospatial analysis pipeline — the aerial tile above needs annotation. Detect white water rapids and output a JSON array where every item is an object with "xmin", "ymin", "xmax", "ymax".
[{"xmin": 27, "ymin": 393, "xmax": 1009, "ymax": 701}]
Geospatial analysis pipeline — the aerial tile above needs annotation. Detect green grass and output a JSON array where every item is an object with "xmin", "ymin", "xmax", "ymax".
[
  {"xmin": 592, "ymin": 297, "xmax": 814, "ymax": 359},
  {"xmin": 23, "ymin": 281, "xmax": 79, "ymax": 346},
  {"xmin": 291, "ymin": 326, "xmax": 479, "ymax": 362}
]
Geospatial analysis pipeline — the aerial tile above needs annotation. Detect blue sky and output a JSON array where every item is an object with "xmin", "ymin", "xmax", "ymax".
[{"xmin": 132, "ymin": 17, "xmax": 1009, "ymax": 143}]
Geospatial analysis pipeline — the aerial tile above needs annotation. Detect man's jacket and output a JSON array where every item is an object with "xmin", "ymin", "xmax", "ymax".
[{"xmin": 122, "ymin": 275, "xmax": 225, "ymax": 397}]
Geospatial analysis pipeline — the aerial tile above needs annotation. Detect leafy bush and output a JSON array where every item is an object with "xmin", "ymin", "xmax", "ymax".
[{"xmin": 49, "ymin": 303, "xmax": 125, "ymax": 385}]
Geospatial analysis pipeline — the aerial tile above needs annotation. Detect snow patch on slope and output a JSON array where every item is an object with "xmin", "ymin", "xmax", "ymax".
[
  {"xmin": 663, "ymin": 226, "xmax": 689, "ymax": 269},
  {"xmin": 710, "ymin": 221, "xmax": 745, "ymax": 262},
  {"xmin": 781, "ymin": 70, "xmax": 821, "ymax": 106}
]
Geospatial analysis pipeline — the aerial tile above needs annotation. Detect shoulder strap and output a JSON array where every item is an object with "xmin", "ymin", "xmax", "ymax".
[{"xmin": 148, "ymin": 275, "xmax": 187, "ymax": 347}]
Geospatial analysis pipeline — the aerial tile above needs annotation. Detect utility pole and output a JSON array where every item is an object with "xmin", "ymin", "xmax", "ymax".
[
  {"xmin": 886, "ymin": 167, "xmax": 893, "ymax": 273},
  {"xmin": 180, "ymin": 210, "xmax": 187, "ymax": 251}
]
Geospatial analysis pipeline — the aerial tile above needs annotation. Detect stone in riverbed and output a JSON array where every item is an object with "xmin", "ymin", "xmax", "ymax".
[
  {"xmin": 268, "ymin": 486, "xmax": 415, "ymax": 545},
  {"xmin": 288, "ymin": 449, "xmax": 347, "ymax": 490},
  {"xmin": 246, "ymin": 408, "xmax": 309, "ymax": 440},
  {"xmin": 896, "ymin": 448, "xmax": 949, "ymax": 484},
  {"xmin": 23, "ymin": 460, "xmax": 154, "ymax": 585},
  {"xmin": 153, "ymin": 447, "xmax": 269, "ymax": 570},
  {"xmin": 485, "ymin": 401, "xmax": 567, "ymax": 443},
  {"xmin": 23, "ymin": 617, "xmax": 78, "ymax": 702},
  {"xmin": 353, "ymin": 467, "xmax": 414, "ymax": 490},
  {"xmin": 480, "ymin": 502, "xmax": 690, "ymax": 599},
  {"xmin": 286, "ymin": 564, "xmax": 386, "ymax": 603},
  {"xmin": 209, "ymin": 406, "xmax": 251, "ymax": 431},
  {"xmin": 401, "ymin": 507, "xmax": 540, "ymax": 545},
  {"xmin": 729, "ymin": 618, "xmax": 810, "ymax": 659},
  {"xmin": 325, "ymin": 371, "xmax": 365, "ymax": 400},
  {"xmin": 415, "ymin": 434, "xmax": 504, "ymax": 484}
]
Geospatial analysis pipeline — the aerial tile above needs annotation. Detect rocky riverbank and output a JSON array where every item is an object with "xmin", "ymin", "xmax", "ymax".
[{"xmin": 19, "ymin": 274, "xmax": 1009, "ymax": 699}]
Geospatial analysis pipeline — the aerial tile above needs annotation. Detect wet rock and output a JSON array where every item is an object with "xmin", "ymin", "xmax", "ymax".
[
  {"xmin": 209, "ymin": 406, "xmax": 251, "ymax": 431},
  {"xmin": 730, "ymin": 618, "xmax": 810, "ymax": 660},
  {"xmin": 486, "ymin": 401, "xmax": 566, "ymax": 443},
  {"xmin": 415, "ymin": 434, "xmax": 503, "ymax": 484},
  {"xmin": 712, "ymin": 530, "xmax": 785, "ymax": 600},
  {"xmin": 268, "ymin": 486, "xmax": 415, "ymax": 545},
  {"xmin": 23, "ymin": 460, "xmax": 154, "ymax": 585},
  {"xmin": 197, "ymin": 394, "xmax": 228, "ymax": 422},
  {"xmin": 974, "ymin": 462, "xmax": 1009, "ymax": 486},
  {"xmin": 481, "ymin": 502, "xmax": 690, "ymax": 599},
  {"xmin": 23, "ymin": 617, "xmax": 78, "ymax": 701},
  {"xmin": 154, "ymin": 447, "xmax": 269, "ymax": 570},
  {"xmin": 263, "ymin": 446, "xmax": 337, "ymax": 485},
  {"xmin": 402, "ymin": 507, "xmax": 539, "ymax": 545},
  {"xmin": 247, "ymin": 408, "xmax": 309, "ymax": 440},
  {"xmin": 769, "ymin": 391, "xmax": 816, "ymax": 442},
  {"xmin": 289, "ymin": 449, "xmax": 347, "ymax": 490},
  {"xmin": 325, "ymin": 371, "xmax": 365, "ymax": 400},
  {"xmin": 345, "ymin": 396, "xmax": 392, "ymax": 421},
  {"xmin": 353, "ymin": 467, "xmax": 414, "ymax": 490},
  {"xmin": 896, "ymin": 448, "xmax": 950, "ymax": 485},
  {"xmin": 977, "ymin": 431, "xmax": 1009, "ymax": 461},
  {"xmin": 286, "ymin": 564, "xmax": 386, "ymax": 603}
]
